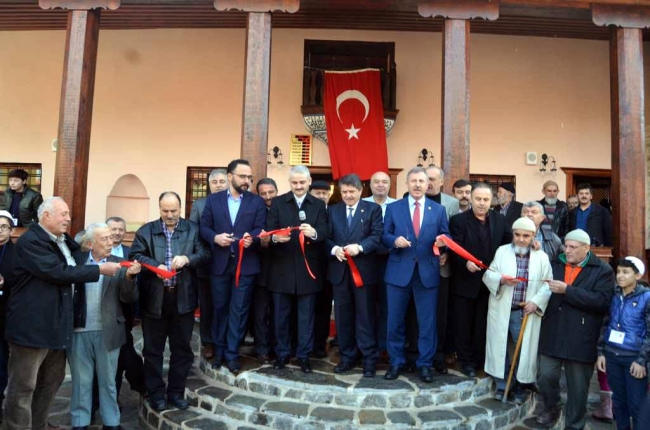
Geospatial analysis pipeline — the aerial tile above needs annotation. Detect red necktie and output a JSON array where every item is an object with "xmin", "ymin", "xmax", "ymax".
[{"xmin": 413, "ymin": 200, "xmax": 420, "ymax": 238}]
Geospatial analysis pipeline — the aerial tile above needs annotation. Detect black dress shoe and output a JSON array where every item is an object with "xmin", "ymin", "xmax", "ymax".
[
  {"xmin": 363, "ymin": 364, "xmax": 376, "ymax": 378},
  {"xmin": 493, "ymin": 388, "xmax": 505, "ymax": 401},
  {"xmin": 298, "ymin": 358, "xmax": 312, "ymax": 373},
  {"xmin": 384, "ymin": 365, "xmax": 403, "ymax": 380},
  {"xmin": 334, "ymin": 362, "xmax": 355, "ymax": 374},
  {"xmin": 417, "ymin": 366, "xmax": 434, "ymax": 383},
  {"xmin": 433, "ymin": 360, "xmax": 448, "ymax": 374},
  {"xmin": 273, "ymin": 356, "xmax": 290, "ymax": 370},
  {"xmin": 72, "ymin": 427, "xmax": 88, "ymax": 430},
  {"xmin": 167, "ymin": 394, "xmax": 189, "ymax": 410},
  {"xmin": 149, "ymin": 397, "xmax": 167, "ymax": 412},
  {"xmin": 227, "ymin": 360, "xmax": 242, "ymax": 374},
  {"xmin": 257, "ymin": 354, "xmax": 271, "ymax": 364},
  {"xmin": 462, "ymin": 365, "xmax": 477, "ymax": 378},
  {"xmin": 312, "ymin": 349, "xmax": 327, "ymax": 359},
  {"xmin": 103, "ymin": 426, "xmax": 124, "ymax": 430},
  {"xmin": 212, "ymin": 356, "xmax": 223, "ymax": 370}
]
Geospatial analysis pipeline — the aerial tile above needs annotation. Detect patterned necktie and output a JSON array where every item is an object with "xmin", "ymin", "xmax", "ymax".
[
  {"xmin": 347, "ymin": 207, "xmax": 353, "ymax": 228},
  {"xmin": 413, "ymin": 201, "xmax": 421, "ymax": 238}
]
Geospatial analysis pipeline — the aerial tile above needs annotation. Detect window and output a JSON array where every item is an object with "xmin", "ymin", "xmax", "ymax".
[
  {"xmin": 469, "ymin": 174, "xmax": 516, "ymax": 207},
  {"xmin": 0, "ymin": 163, "xmax": 42, "ymax": 208},
  {"xmin": 185, "ymin": 166, "xmax": 226, "ymax": 219}
]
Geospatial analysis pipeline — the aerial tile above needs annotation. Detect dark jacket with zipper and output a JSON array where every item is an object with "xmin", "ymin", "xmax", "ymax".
[
  {"xmin": 540, "ymin": 223, "xmax": 564, "ymax": 263},
  {"xmin": 0, "ymin": 240, "xmax": 16, "ymax": 336},
  {"xmin": 598, "ymin": 284, "xmax": 650, "ymax": 366},
  {"xmin": 129, "ymin": 218, "xmax": 209, "ymax": 319},
  {"xmin": 2, "ymin": 186, "xmax": 43, "ymax": 228},
  {"xmin": 6, "ymin": 224, "xmax": 100, "ymax": 349},
  {"xmin": 537, "ymin": 198, "xmax": 570, "ymax": 239},
  {"xmin": 568, "ymin": 203, "xmax": 613, "ymax": 247},
  {"xmin": 539, "ymin": 252, "xmax": 615, "ymax": 364}
]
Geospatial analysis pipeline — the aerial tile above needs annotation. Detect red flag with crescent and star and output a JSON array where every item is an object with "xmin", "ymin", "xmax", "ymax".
[{"xmin": 323, "ymin": 69, "xmax": 388, "ymax": 181}]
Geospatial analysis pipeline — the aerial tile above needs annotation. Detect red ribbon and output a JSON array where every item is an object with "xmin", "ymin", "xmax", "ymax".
[
  {"xmin": 434, "ymin": 235, "xmax": 530, "ymax": 283},
  {"xmin": 119, "ymin": 260, "xmax": 177, "ymax": 279},
  {"xmin": 344, "ymin": 250, "xmax": 364, "ymax": 287},
  {"xmin": 234, "ymin": 226, "xmax": 316, "ymax": 286}
]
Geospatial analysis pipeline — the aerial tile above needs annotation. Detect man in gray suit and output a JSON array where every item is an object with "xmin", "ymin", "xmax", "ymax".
[
  {"xmin": 189, "ymin": 168, "xmax": 228, "ymax": 359},
  {"xmin": 70, "ymin": 223, "xmax": 141, "ymax": 429},
  {"xmin": 425, "ymin": 166, "xmax": 459, "ymax": 374}
]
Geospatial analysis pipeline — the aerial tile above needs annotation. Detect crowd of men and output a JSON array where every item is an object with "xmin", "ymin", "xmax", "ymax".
[{"xmin": 0, "ymin": 164, "xmax": 645, "ymax": 430}]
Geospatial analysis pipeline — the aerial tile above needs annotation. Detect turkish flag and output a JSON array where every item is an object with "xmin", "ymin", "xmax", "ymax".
[{"xmin": 324, "ymin": 69, "xmax": 388, "ymax": 181}]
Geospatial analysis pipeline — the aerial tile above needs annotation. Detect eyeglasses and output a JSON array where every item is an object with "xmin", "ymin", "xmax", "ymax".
[
  {"xmin": 232, "ymin": 174, "xmax": 254, "ymax": 182},
  {"xmin": 0, "ymin": 225, "xmax": 13, "ymax": 232}
]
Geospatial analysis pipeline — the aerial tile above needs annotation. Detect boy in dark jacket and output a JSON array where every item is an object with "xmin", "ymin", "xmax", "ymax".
[{"xmin": 597, "ymin": 256, "xmax": 650, "ymax": 430}]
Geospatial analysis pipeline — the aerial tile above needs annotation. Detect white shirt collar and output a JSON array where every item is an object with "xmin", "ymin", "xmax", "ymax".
[
  {"xmin": 407, "ymin": 195, "xmax": 425, "ymax": 207},
  {"xmin": 87, "ymin": 251, "xmax": 107, "ymax": 265}
]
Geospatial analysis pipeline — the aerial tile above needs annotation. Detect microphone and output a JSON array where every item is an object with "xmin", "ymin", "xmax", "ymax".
[{"xmin": 299, "ymin": 211, "xmax": 306, "ymax": 222}]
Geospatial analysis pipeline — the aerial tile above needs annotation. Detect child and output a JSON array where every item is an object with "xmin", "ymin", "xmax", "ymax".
[{"xmin": 597, "ymin": 256, "xmax": 650, "ymax": 430}]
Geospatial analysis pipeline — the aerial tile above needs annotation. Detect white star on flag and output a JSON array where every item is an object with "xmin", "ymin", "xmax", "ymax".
[{"xmin": 345, "ymin": 124, "xmax": 360, "ymax": 140}]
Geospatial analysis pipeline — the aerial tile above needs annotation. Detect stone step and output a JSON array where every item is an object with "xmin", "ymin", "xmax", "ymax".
[{"xmin": 139, "ymin": 357, "xmax": 557, "ymax": 430}]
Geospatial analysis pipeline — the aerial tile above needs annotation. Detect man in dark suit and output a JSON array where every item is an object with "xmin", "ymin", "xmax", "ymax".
[
  {"xmin": 494, "ymin": 182, "xmax": 524, "ymax": 229},
  {"xmin": 130, "ymin": 192, "xmax": 209, "ymax": 412},
  {"xmin": 449, "ymin": 183, "xmax": 512, "ymax": 377},
  {"xmin": 190, "ymin": 168, "xmax": 228, "ymax": 360},
  {"xmin": 200, "ymin": 159, "xmax": 266, "ymax": 374},
  {"xmin": 382, "ymin": 167, "xmax": 449, "ymax": 383},
  {"xmin": 251, "ymin": 177, "xmax": 278, "ymax": 363},
  {"xmin": 326, "ymin": 174, "xmax": 382, "ymax": 377},
  {"xmin": 70, "ymin": 222, "xmax": 141, "ymax": 429},
  {"xmin": 266, "ymin": 165, "xmax": 328, "ymax": 373},
  {"xmin": 568, "ymin": 183, "xmax": 612, "ymax": 246}
]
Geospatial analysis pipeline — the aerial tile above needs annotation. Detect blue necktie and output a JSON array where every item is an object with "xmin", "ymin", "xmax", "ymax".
[{"xmin": 347, "ymin": 207, "xmax": 353, "ymax": 228}]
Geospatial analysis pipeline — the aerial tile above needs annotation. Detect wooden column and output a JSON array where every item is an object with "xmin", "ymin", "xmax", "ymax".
[
  {"xmin": 40, "ymin": 0, "xmax": 119, "ymax": 235},
  {"xmin": 419, "ymin": 1, "xmax": 499, "ymax": 193},
  {"xmin": 242, "ymin": 12, "xmax": 272, "ymax": 184},
  {"xmin": 215, "ymin": 1, "xmax": 299, "ymax": 183},
  {"xmin": 593, "ymin": 4, "xmax": 648, "ymax": 260}
]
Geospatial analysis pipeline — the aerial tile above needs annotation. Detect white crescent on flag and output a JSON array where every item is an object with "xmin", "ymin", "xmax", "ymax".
[{"xmin": 336, "ymin": 90, "xmax": 370, "ymax": 124}]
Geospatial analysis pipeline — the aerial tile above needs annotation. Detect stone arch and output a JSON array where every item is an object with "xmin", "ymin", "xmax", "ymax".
[{"xmin": 106, "ymin": 174, "xmax": 150, "ymax": 230}]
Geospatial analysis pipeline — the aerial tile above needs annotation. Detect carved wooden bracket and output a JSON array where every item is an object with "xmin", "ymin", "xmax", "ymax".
[
  {"xmin": 39, "ymin": 0, "xmax": 120, "ymax": 10},
  {"xmin": 592, "ymin": 3, "xmax": 650, "ymax": 28},
  {"xmin": 214, "ymin": 0, "xmax": 300, "ymax": 13},
  {"xmin": 418, "ymin": 0, "xmax": 499, "ymax": 20}
]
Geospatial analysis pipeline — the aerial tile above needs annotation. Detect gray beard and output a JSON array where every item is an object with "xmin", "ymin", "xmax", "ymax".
[
  {"xmin": 512, "ymin": 244, "xmax": 531, "ymax": 255},
  {"xmin": 544, "ymin": 197, "xmax": 558, "ymax": 205}
]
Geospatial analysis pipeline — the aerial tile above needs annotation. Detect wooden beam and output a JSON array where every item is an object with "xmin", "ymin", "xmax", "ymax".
[
  {"xmin": 214, "ymin": 0, "xmax": 299, "ymax": 13},
  {"xmin": 53, "ymin": 8, "xmax": 101, "ymax": 235},
  {"xmin": 609, "ymin": 27, "xmax": 646, "ymax": 260},
  {"xmin": 592, "ymin": 3, "xmax": 650, "ymax": 28},
  {"xmin": 419, "ymin": 0, "xmax": 499, "ymax": 20},
  {"xmin": 39, "ymin": 0, "xmax": 120, "ymax": 10},
  {"xmin": 441, "ymin": 19, "xmax": 471, "ymax": 194},
  {"xmin": 241, "ymin": 12, "xmax": 272, "ymax": 185}
]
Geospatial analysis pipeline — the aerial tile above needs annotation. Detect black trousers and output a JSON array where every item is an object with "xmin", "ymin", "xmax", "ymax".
[
  {"xmin": 142, "ymin": 292, "xmax": 195, "ymax": 400},
  {"xmin": 198, "ymin": 276, "xmax": 214, "ymax": 346},
  {"xmin": 452, "ymin": 288, "xmax": 489, "ymax": 368},
  {"xmin": 313, "ymin": 280, "xmax": 333, "ymax": 353},
  {"xmin": 252, "ymin": 284, "xmax": 274, "ymax": 356},
  {"xmin": 333, "ymin": 271, "xmax": 377, "ymax": 365},
  {"xmin": 274, "ymin": 292, "xmax": 316, "ymax": 360}
]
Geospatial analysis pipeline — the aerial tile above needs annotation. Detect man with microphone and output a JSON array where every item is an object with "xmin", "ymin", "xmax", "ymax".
[{"xmin": 266, "ymin": 165, "xmax": 328, "ymax": 373}]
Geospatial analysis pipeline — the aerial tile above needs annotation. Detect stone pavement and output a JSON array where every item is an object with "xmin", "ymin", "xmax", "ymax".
[{"xmin": 5, "ymin": 324, "xmax": 615, "ymax": 429}]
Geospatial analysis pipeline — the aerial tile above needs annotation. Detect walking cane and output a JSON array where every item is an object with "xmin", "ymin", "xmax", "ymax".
[{"xmin": 503, "ymin": 305, "xmax": 530, "ymax": 403}]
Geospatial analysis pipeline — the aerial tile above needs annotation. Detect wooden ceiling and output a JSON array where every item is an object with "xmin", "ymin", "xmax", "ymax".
[{"xmin": 0, "ymin": 0, "xmax": 648, "ymax": 40}]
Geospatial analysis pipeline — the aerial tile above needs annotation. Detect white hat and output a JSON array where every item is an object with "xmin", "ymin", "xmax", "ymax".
[
  {"xmin": 511, "ymin": 217, "xmax": 536, "ymax": 233},
  {"xmin": 565, "ymin": 229, "xmax": 591, "ymax": 245},
  {"xmin": 624, "ymin": 256, "xmax": 646, "ymax": 276},
  {"xmin": 0, "ymin": 210, "xmax": 14, "ymax": 227}
]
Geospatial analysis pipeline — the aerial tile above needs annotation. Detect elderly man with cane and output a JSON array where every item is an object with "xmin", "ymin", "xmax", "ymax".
[{"xmin": 482, "ymin": 217, "xmax": 552, "ymax": 404}]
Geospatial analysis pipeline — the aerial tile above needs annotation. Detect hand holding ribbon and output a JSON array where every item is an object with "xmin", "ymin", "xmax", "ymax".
[
  {"xmin": 119, "ymin": 260, "xmax": 177, "ymax": 279},
  {"xmin": 343, "ymin": 249, "xmax": 364, "ymax": 288}
]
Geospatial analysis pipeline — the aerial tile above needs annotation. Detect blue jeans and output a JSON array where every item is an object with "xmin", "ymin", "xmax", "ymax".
[
  {"xmin": 494, "ymin": 309, "xmax": 524, "ymax": 390},
  {"xmin": 68, "ymin": 330, "xmax": 120, "ymax": 427},
  {"xmin": 605, "ymin": 351, "xmax": 648, "ymax": 430}
]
